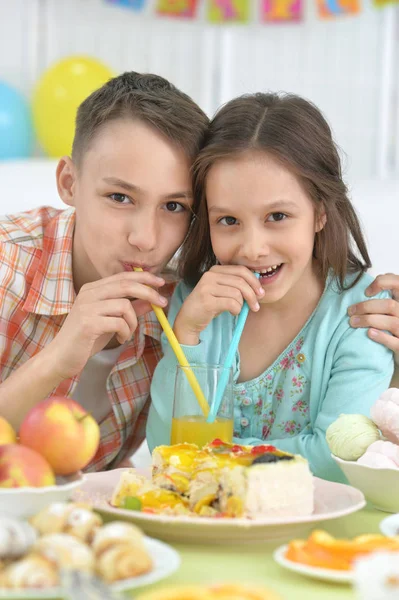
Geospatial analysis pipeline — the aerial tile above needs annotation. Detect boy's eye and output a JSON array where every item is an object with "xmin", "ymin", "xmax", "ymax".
[
  {"xmin": 267, "ymin": 212, "xmax": 286, "ymax": 222},
  {"xmin": 109, "ymin": 193, "xmax": 131, "ymax": 204},
  {"xmin": 219, "ymin": 216, "xmax": 237, "ymax": 226},
  {"xmin": 165, "ymin": 202, "xmax": 185, "ymax": 213}
]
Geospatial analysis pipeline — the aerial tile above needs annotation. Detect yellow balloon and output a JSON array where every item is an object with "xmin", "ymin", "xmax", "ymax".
[{"xmin": 33, "ymin": 56, "xmax": 114, "ymax": 157}]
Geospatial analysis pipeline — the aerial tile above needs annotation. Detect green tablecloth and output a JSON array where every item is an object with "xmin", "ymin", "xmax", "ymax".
[{"xmin": 133, "ymin": 505, "xmax": 385, "ymax": 599}]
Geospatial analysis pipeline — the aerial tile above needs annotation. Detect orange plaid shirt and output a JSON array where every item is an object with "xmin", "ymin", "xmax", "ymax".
[{"xmin": 0, "ymin": 207, "xmax": 174, "ymax": 471}]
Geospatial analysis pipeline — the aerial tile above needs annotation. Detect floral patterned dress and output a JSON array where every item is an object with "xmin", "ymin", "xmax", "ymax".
[{"xmin": 233, "ymin": 332, "xmax": 312, "ymax": 442}]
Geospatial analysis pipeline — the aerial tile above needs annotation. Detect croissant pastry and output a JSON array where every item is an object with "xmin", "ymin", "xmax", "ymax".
[
  {"xmin": 30, "ymin": 502, "xmax": 101, "ymax": 542},
  {"xmin": 92, "ymin": 522, "xmax": 145, "ymax": 555},
  {"xmin": 33, "ymin": 533, "xmax": 94, "ymax": 573},
  {"xmin": 0, "ymin": 517, "xmax": 37, "ymax": 559},
  {"xmin": 96, "ymin": 543, "xmax": 153, "ymax": 583},
  {"xmin": 63, "ymin": 506, "xmax": 102, "ymax": 543},
  {"xmin": 0, "ymin": 554, "xmax": 58, "ymax": 589}
]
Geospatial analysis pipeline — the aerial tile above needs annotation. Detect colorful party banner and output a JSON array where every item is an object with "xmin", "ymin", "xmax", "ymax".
[
  {"xmin": 156, "ymin": 0, "xmax": 198, "ymax": 18},
  {"xmin": 207, "ymin": 0, "xmax": 250, "ymax": 23},
  {"xmin": 261, "ymin": 0, "xmax": 303, "ymax": 22},
  {"xmin": 106, "ymin": 0, "xmax": 146, "ymax": 10},
  {"xmin": 317, "ymin": 0, "xmax": 360, "ymax": 18}
]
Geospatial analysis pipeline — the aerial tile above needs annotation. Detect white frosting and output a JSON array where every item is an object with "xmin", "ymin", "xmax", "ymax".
[
  {"xmin": 244, "ymin": 460, "xmax": 314, "ymax": 518},
  {"xmin": 66, "ymin": 508, "xmax": 93, "ymax": 526},
  {"xmin": 218, "ymin": 458, "xmax": 314, "ymax": 519},
  {"xmin": 47, "ymin": 503, "xmax": 69, "ymax": 516},
  {"xmin": 95, "ymin": 522, "xmax": 139, "ymax": 540}
]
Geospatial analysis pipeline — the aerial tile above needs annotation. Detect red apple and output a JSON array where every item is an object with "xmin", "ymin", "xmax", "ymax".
[
  {"xmin": 0, "ymin": 444, "xmax": 55, "ymax": 487},
  {"xmin": 19, "ymin": 397, "xmax": 100, "ymax": 475},
  {"xmin": 0, "ymin": 416, "xmax": 16, "ymax": 445}
]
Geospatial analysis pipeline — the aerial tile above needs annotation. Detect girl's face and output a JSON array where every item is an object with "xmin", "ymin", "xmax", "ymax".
[{"xmin": 206, "ymin": 151, "xmax": 325, "ymax": 306}]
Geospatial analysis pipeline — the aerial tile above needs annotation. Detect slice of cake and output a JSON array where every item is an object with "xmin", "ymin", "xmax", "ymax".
[
  {"xmin": 152, "ymin": 443, "xmax": 207, "ymax": 496},
  {"xmin": 111, "ymin": 469, "xmax": 189, "ymax": 515},
  {"xmin": 187, "ymin": 441, "xmax": 314, "ymax": 518},
  {"xmin": 217, "ymin": 452, "xmax": 314, "ymax": 518},
  {"xmin": 111, "ymin": 440, "xmax": 314, "ymax": 519}
]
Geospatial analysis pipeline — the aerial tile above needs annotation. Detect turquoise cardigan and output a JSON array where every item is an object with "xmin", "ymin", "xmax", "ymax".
[{"xmin": 147, "ymin": 272, "xmax": 393, "ymax": 482}]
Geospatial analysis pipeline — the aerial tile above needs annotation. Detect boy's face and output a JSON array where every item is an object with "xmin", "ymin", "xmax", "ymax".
[{"xmin": 58, "ymin": 119, "xmax": 193, "ymax": 289}]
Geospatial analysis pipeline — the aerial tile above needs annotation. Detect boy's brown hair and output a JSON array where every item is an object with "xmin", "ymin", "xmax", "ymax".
[
  {"xmin": 72, "ymin": 71, "xmax": 209, "ymax": 166},
  {"xmin": 179, "ymin": 92, "xmax": 371, "ymax": 289}
]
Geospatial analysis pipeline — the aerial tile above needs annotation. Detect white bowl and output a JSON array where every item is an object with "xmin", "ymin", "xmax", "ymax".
[
  {"xmin": 0, "ymin": 473, "xmax": 85, "ymax": 519},
  {"xmin": 332, "ymin": 454, "xmax": 399, "ymax": 513},
  {"xmin": 379, "ymin": 513, "xmax": 399, "ymax": 537}
]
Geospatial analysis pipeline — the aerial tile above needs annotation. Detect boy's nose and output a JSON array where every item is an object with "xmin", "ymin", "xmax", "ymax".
[{"xmin": 127, "ymin": 218, "xmax": 157, "ymax": 252}]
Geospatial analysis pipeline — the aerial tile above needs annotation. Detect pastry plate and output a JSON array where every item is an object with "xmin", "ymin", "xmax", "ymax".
[
  {"xmin": 0, "ymin": 536, "xmax": 180, "ymax": 598},
  {"xmin": 72, "ymin": 468, "xmax": 366, "ymax": 544},
  {"xmin": 273, "ymin": 545, "xmax": 353, "ymax": 583}
]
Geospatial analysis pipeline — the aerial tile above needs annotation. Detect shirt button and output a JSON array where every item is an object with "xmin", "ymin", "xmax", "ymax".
[{"xmin": 297, "ymin": 353, "xmax": 306, "ymax": 363}]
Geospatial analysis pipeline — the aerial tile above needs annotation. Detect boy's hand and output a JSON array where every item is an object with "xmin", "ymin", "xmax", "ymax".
[
  {"xmin": 48, "ymin": 271, "xmax": 167, "ymax": 379},
  {"xmin": 173, "ymin": 265, "xmax": 264, "ymax": 345},
  {"xmin": 348, "ymin": 273, "xmax": 399, "ymax": 354}
]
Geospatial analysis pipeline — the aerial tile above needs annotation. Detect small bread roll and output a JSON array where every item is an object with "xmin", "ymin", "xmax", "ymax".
[
  {"xmin": 0, "ymin": 554, "xmax": 58, "ymax": 589},
  {"xmin": 33, "ymin": 533, "xmax": 94, "ymax": 572},
  {"xmin": 92, "ymin": 522, "xmax": 145, "ymax": 555}
]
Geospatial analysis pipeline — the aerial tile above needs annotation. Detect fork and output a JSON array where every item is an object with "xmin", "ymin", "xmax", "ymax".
[{"xmin": 60, "ymin": 569, "xmax": 127, "ymax": 600}]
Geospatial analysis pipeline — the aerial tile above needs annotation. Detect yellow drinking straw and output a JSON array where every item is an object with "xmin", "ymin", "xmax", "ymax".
[{"xmin": 133, "ymin": 267, "xmax": 209, "ymax": 417}]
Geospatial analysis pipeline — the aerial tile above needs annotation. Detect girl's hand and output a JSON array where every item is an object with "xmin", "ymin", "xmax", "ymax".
[
  {"xmin": 173, "ymin": 265, "xmax": 264, "ymax": 345},
  {"xmin": 348, "ymin": 273, "xmax": 399, "ymax": 354}
]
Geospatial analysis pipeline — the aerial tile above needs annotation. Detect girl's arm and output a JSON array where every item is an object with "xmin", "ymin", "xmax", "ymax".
[{"xmin": 237, "ymin": 325, "xmax": 394, "ymax": 483}]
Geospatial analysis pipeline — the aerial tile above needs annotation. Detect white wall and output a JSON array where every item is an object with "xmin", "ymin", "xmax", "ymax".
[
  {"xmin": 0, "ymin": 0, "xmax": 398, "ymax": 275},
  {"xmin": 1, "ymin": 0, "xmax": 398, "ymax": 178}
]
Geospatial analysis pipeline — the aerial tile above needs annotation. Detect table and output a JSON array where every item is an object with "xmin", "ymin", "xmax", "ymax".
[{"xmin": 134, "ymin": 505, "xmax": 385, "ymax": 599}]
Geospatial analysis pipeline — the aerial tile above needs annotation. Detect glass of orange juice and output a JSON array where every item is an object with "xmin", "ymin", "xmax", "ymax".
[{"xmin": 171, "ymin": 364, "xmax": 234, "ymax": 447}]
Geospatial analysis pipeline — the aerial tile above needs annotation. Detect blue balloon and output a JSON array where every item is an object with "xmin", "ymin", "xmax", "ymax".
[{"xmin": 0, "ymin": 82, "xmax": 33, "ymax": 160}]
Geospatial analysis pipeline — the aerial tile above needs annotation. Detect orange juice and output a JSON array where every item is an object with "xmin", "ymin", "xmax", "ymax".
[{"xmin": 171, "ymin": 415, "xmax": 233, "ymax": 447}]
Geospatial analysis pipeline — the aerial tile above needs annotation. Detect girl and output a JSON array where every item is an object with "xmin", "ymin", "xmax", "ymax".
[{"xmin": 147, "ymin": 92, "xmax": 393, "ymax": 482}]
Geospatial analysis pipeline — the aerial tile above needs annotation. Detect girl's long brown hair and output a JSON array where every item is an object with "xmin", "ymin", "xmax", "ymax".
[{"xmin": 179, "ymin": 92, "xmax": 370, "ymax": 288}]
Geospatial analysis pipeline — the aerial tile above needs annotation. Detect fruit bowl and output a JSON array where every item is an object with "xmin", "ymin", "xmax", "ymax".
[
  {"xmin": 332, "ymin": 454, "xmax": 399, "ymax": 513},
  {"xmin": 0, "ymin": 472, "xmax": 85, "ymax": 519}
]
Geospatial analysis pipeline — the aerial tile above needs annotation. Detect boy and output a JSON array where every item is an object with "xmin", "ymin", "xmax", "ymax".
[{"xmin": 0, "ymin": 72, "xmax": 208, "ymax": 470}]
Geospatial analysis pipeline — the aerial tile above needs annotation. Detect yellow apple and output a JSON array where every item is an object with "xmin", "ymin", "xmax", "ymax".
[
  {"xmin": 0, "ymin": 416, "xmax": 16, "ymax": 445},
  {"xmin": 19, "ymin": 397, "xmax": 100, "ymax": 475},
  {"xmin": 0, "ymin": 444, "xmax": 55, "ymax": 487}
]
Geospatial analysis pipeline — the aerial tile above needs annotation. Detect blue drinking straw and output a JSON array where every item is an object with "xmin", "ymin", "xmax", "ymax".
[{"xmin": 207, "ymin": 273, "xmax": 261, "ymax": 423}]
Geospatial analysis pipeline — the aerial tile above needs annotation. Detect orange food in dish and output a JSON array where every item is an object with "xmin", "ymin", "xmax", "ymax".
[
  {"xmin": 137, "ymin": 582, "xmax": 282, "ymax": 600},
  {"xmin": 286, "ymin": 530, "xmax": 399, "ymax": 571}
]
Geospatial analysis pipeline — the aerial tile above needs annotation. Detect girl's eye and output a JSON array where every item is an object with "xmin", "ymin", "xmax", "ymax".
[
  {"xmin": 267, "ymin": 212, "xmax": 286, "ymax": 222},
  {"xmin": 109, "ymin": 193, "xmax": 131, "ymax": 204},
  {"xmin": 165, "ymin": 202, "xmax": 186, "ymax": 213},
  {"xmin": 219, "ymin": 216, "xmax": 237, "ymax": 226}
]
